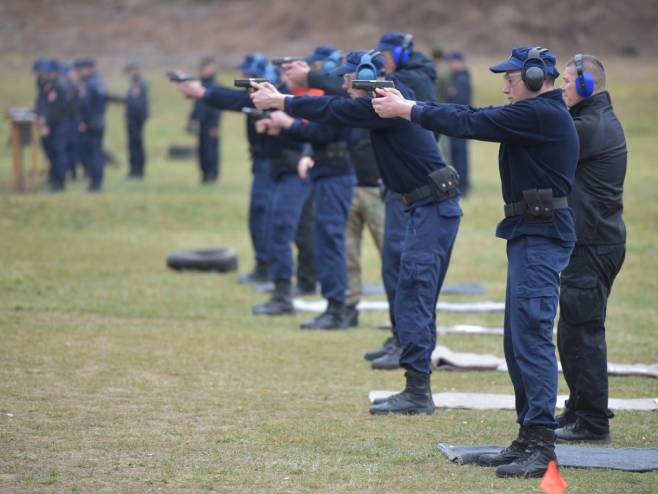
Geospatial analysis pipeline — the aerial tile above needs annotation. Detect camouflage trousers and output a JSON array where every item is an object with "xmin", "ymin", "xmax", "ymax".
[{"xmin": 345, "ymin": 186, "xmax": 386, "ymax": 306}]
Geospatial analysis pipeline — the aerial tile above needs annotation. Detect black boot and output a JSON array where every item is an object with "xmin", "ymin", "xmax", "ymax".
[
  {"xmin": 300, "ymin": 299, "xmax": 349, "ymax": 330},
  {"xmin": 555, "ymin": 408, "xmax": 577, "ymax": 428},
  {"xmin": 252, "ymin": 280, "xmax": 294, "ymax": 315},
  {"xmin": 495, "ymin": 426, "xmax": 557, "ymax": 478},
  {"xmin": 364, "ymin": 336, "xmax": 396, "ymax": 361},
  {"xmin": 371, "ymin": 342, "xmax": 402, "ymax": 370},
  {"xmin": 292, "ymin": 283, "xmax": 316, "ymax": 296},
  {"xmin": 476, "ymin": 426, "xmax": 528, "ymax": 467},
  {"xmin": 555, "ymin": 419, "xmax": 611, "ymax": 444},
  {"xmin": 238, "ymin": 261, "xmax": 271, "ymax": 284},
  {"xmin": 369, "ymin": 370, "xmax": 435, "ymax": 415},
  {"xmin": 343, "ymin": 304, "xmax": 359, "ymax": 328}
]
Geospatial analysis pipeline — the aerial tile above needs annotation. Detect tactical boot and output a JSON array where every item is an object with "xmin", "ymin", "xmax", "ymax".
[
  {"xmin": 369, "ymin": 370, "xmax": 435, "ymax": 415},
  {"xmin": 555, "ymin": 419, "xmax": 611, "ymax": 444},
  {"xmin": 371, "ymin": 342, "xmax": 402, "ymax": 370},
  {"xmin": 555, "ymin": 408, "xmax": 577, "ymax": 428},
  {"xmin": 476, "ymin": 426, "xmax": 528, "ymax": 467},
  {"xmin": 238, "ymin": 261, "xmax": 271, "ymax": 284},
  {"xmin": 495, "ymin": 426, "xmax": 557, "ymax": 478},
  {"xmin": 300, "ymin": 299, "xmax": 349, "ymax": 330},
  {"xmin": 252, "ymin": 280, "xmax": 294, "ymax": 315},
  {"xmin": 364, "ymin": 336, "xmax": 396, "ymax": 361},
  {"xmin": 343, "ymin": 304, "xmax": 359, "ymax": 328}
]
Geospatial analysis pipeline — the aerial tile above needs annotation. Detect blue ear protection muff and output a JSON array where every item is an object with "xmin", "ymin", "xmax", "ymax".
[
  {"xmin": 391, "ymin": 33, "xmax": 413, "ymax": 67},
  {"xmin": 323, "ymin": 50, "xmax": 343, "ymax": 72},
  {"xmin": 263, "ymin": 63, "xmax": 279, "ymax": 85},
  {"xmin": 522, "ymin": 46, "xmax": 548, "ymax": 92},
  {"xmin": 574, "ymin": 53, "xmax": 595, "ymax": 98},
  {"xmin": 355, "ymin": 50, "xmax": 381, "ymax": 80}
]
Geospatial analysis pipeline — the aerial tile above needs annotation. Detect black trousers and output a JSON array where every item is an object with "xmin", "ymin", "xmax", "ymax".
[
  {"xmin": 127, "ymin": 118, "xmax": 146, "ymax": 176},
  {"xmin": 294, "ymin": 191, "xmax": 317, "ymax": 291},
  {"xmin": 557, "ymin": 243, "xmax": 625, "ymax": 433}
]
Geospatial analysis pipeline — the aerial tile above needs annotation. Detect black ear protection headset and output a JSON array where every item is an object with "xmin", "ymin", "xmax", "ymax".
[
  {"xmin": 574, "ymin": 53, "xmax": 595, "ymax": 98},
  {"xmin": 356, "ymin": 50, "xmax": 382, "ymax": 80},
  {"xmin": 522, "ymin": 46, "xmax": 549, "ymax": 92}
]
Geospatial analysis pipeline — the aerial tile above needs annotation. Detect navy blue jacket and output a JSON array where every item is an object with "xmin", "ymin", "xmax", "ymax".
[
  {"xmin": 283, "ymin": 85, "xmax": 450, "ymax": 197},
  {"xmin": 394, "ymin": 51, "xmax": 438, "ymax": 103},
  {"xmin": 191, "ymin": 77, "xmax": 221, "ymax": 130},
  {"xmin": 448, "ymin": 69, "xmax": 471, "ymax": 106},
  {"xmin": 203, "ymin": 85, "xmax": 303, "ymax": 179},
  {"xmin": 126, "ymin": 76, "xmax": 149, "ymax": 122},
  {"xmin": 284, "ymin": 120, "xmax": 354, "ymax": 181},
  {"xmin": 411, "ymin": 89, "xmax": 578, "ymax": 241},
  {"xmin": 78, "ymin": 73, "xmax": 107, "ymax": 131},
  {"xmin": 40, "ymin": 77, "xmax": 68, "ymax": 126}
]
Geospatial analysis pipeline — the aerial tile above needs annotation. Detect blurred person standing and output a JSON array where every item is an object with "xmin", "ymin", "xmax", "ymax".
[
  {"xmin": 123, "ymin": 63, "xmax": 149, "ymax": 179},
  {"xmin": 446, "ymin": 51, "xmax": 473, "ymax": 195}
]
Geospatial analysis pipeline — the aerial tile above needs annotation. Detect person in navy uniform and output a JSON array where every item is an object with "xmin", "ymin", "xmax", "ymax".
[
  {"xmin": 123, "ymin": 63, "xmax": 149, "ymax": 179},
  {"xmin": 58, "ymin": 63, "xmax": 81, "ymax": 182},
  {"xmin": 37, "ymin": 59, "xmax": 69, "ymax": 192},
  {"xmin": 555, "ymin": 54, "xmax": 627, "ymax": 445},
  {"xmin": 189, "ymin": 57, "xmax": 221, "ymax": 184},
  {"xmin": 372, "ymin": 46, "xmax": 578, "ymax": 478},
  {"xmin": 176, "ymin": 69, "xmax": 309, "ymax": 316},
  {"xmin": 250, "ymin": 50, "xmax": 462, "ymax": 414},
  {"xmin": 445, "ymin": 51, "xmax": 472, "ymax": 195},
  {"xmin": 73, "ymin": 58, "xmax": 107, "ymax": 192}
]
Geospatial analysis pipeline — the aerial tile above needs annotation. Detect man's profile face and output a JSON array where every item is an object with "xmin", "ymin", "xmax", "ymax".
[
  {"xmin": 560, "ymin": 65, "xmax": 582, "ymax": 109},
  {"xmin": 502, "ymin": 70, "xmax": 531, "ymax": 104},
  {"xmin": 342, "ymin": 73, "xmax": 367, "ymax": 99},
  {"xmin": 199, "ymin": 63, "xmax": 215, "ymax": 79},
  {"xmin": 381, "ymin": 51, "xmax": 396, "ymax": 73}
]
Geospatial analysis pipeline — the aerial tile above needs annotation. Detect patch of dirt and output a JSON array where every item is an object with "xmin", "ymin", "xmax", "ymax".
[{"xmin": 1, "ymin": 0, "xmax": 656, "ymax": 70}]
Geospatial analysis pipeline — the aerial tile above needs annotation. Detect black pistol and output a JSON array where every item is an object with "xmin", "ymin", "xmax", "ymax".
[
  {"xmin": 166, "ymin": 71, "xmax": 196, "ymax": 83},
  {"xmin": 234, "ymin": 78, "xmax": 268, "ymax": 88},
  {"xmin": 271, "ymin": 57, "xmax": 304, "ymax": 67},
  {"xmin": 351, "ymin": 80, "xmax": 395, "ymax": 93},
  {"xmin": 241, "ymin": 107, "xmax": 273, "ymax": 120}
]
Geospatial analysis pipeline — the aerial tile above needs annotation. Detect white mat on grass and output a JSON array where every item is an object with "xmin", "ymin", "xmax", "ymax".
[
  {"xmin": 368, "ymin": 391, "xmax": 658, "ymax": 411},
  {"xmin": 437, "ymin": 325, "xmax": 504, "ymax": 336},
  {"xmin": 293, "ymin": 299, "xmax": 505, "ymax": 313}
]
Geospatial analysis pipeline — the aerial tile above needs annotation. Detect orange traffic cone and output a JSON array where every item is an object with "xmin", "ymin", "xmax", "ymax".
[{"xmin": 540, "ymin": 460, "xmax": 568, "ymax": 494}]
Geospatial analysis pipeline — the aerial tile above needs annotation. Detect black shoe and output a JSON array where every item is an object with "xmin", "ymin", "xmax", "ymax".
[
  {"xmin": 476, "ymin": 426, "xmax": 528, "ymax": 467},
  {"xmin": 343, "ymin": 304, "xmax": 359, "ymax": 328},
  {"xmin": 555, "ymin": 408, "xmax": 577, "ymax": 428},
  {"xmin": 293, "ymin": 283, "xmax": 316, "ymax": 296},
  {"xmin": 495, "ymin": 426, "xmax": 556, "ymax": 478},
  {"xmin": 364, "ymin": 336, "xmax": 396, "ymax": 361},
  {"xmin": 371, "ymin": 343, "xmax": 402, "ymax": 370},
  {"xmin": 252, "ymin": 281, "xmax": 294, "ymax": 316},
  {"xmin": 555, "ymin": 419, "xmax": 611, "ymax": 444},
  {"xmin": 238, "ymin": 262, "xmax": 271, "ymax": 284},
  {"xmin": 300, "ymin": 299, "xmax": 349, "ymax": 330},
  {"xmin": 369, "ymin": 370, "xmax": 434, "ymax": 415}
]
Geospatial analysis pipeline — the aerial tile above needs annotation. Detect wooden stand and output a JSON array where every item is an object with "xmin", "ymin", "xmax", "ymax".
[{"xmin": 6, "ymin": 108, "xmax": 40, "ymax": 192}]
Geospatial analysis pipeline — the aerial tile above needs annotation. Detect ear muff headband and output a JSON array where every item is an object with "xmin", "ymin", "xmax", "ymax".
[
  {"xmin": 356, "ymin": 50, "xmax": 381, "ymax": 80},
  {"xmin": 522, "ymin": 46, "xmax": 548, "ymax": 92},
  {"xmin": 392, "ymin": 33, "xmax": 413, "ymax": 66},
  {"xmin": 574, "ymin": 53, "xmax": 595, "ymax": 98},
  {"xmin": 323, "ymin": 50, "xmax": 343, "ymax": 72}
]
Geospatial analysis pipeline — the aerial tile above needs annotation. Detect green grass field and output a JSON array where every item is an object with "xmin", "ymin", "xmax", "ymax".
[{"xmin": 1, "ymin": 58, "xmax": 657, "ymax": 493}]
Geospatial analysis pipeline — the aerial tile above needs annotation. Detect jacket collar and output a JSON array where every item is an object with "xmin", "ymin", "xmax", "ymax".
[{"xmin": 570, "ymin": 91, "xmax": 612, "ymax": 115}]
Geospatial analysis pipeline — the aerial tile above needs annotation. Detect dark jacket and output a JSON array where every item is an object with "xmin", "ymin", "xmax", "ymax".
[
  {"xmin": 284, "ymin": 120, "xmax": 354, "ymax": 181},
  {"xmin": 393, "ymin": 51, "xmax": 438, "ymax": 103},
  {"xmin": 41, "ymin": 77, "xmax": 68, "ymax": 126},
  {"xmin": 412, "ymin": 89, "xmax": 578, "ymax": 241},
  {"xmin": 191, "ymin": 77, "xmax": 221, "ymax": 129},
  {"xmin": 202, "ymin": 85, "xmax": 303, "ymax": 179},
  {"xmin": 78, "ymin": 72, "xmax": 107, "ymax": 132},
  {"xmin": 126, "ymin": 76, "xmax": 149, "ymax": 122},
  {"xmin": 347, "ymin": 128, "xmax": 380, "ymax": 187},
  {"xmin": 568, "ymin": 91, "xmax": 627, "ymax": 245},
  {"xmin": 308, "ymin": 70, "xmax": 347, "ymax": 96},
  {"xmin": 448, "ymin": 69, "xmax": 471, "ymax": 106}
]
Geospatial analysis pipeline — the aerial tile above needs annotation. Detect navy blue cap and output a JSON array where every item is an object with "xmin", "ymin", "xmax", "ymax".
[
  {"xmin": 73, "ymin": 57, "xmax": 95, "ymax": 69},
  {"xmin": 32, "ymin": 58, "xmax": 49, "ymax": 72},
  {"xmin": 446, "ymin": 51, "xmax": 464, "ymax": 62},
  {"xmin": 331, "ymin": 50, "xmax": 385, "ymax": 77},
  {"xmin": 235, "ymin": 52, "xmax": 268, "ymax": 76},
  {"xmin": 489, "ymin": 46, "xmax": 559, "ymax": 78},
  {"xmin": 306, "ymin": 44, "xmax": 339, "ymax": 63},
  {"xmin": 43, "ymin": 59, "xmax": 60, "ymax": 73},
  {"xmin": 376, "ymin": 32, "xmax": 413, "ymax": 51}
]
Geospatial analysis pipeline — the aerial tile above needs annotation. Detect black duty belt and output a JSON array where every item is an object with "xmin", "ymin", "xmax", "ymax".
[
  {"xmin": 401, "ymin": 166, "xmax": 460, "ymax": 206},
  {"xmin": 314, "ymin": 142, "xmax": 350, "ymax": 164},
  {"xmin": 401, "ymin": 184, "xmax": 434, "ymax": 206},
  {"xmin": 504, "ymin": 195, "xmax": 568, "ymax": 218}
]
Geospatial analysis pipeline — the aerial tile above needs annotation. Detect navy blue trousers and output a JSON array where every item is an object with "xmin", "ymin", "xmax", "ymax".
[
  {"xmin": 266, "ymin": 173, "xmax": 310, "ymax": 283},
  {"xmin": 395, "ymin": 199, "xmax": 461, "ymax": 374},
  {"xmin": 198, "ymin": 126, "xmax": 219, "ymax": 180},
  {"xmin": 312, "ymin": 174, "xmax": 356, "ymax": 303},
  {"xmin": 61, "ymin": 119, "xmax": 79, "ymax": 179},
  {"xmin": 249, "ymin": 158, "xmax": 273, "ymax": 264},
  {"xmin": 382, "ymin": 192, "xmax": 407, "ymax": 337},
  {"xmin": 127, "ymin": 118, "xmax": 146, "ymax": 176},
  {"xmin": 79, "ymin": 129, "xmax": 104, "ymax": 190},
  {"xmin": 504, "ymin": 235, "xmax": 574, "ymax": 427},
  {"xmin": 42, "ymin": 123, "xmax": 68, "ymax": 189}
]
